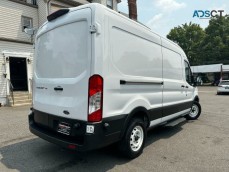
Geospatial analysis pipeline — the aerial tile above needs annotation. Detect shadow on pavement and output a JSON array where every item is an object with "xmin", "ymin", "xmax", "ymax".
[
  {"xmin": 217, "ymin": 92, "xmax": 229, "ymax": 96},
  {"xmin": 0, "ymin": 120, "xmax": 189, "ymax": 172},
  {"xmin": 146, "ymin": 120, "xmax": 189, "ymax": 147}
]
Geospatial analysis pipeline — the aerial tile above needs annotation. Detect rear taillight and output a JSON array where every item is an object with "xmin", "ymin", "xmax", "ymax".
[{"xmin": 88, "ymin": 75, "xmax": 103, "ymax": 122}]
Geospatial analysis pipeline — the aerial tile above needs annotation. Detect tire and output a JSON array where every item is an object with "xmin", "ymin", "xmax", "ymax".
[
  {"xmin": 185, "ymin": 101, "xmax": 201, "ymax": 120},
  {"xmin": 119, "ymin": 118, "xmax": 146, "ymax": 159}
]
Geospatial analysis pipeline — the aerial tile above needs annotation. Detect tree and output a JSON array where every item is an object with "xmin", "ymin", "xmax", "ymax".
[
  {"xmin": 167, "ymin": 16, "xmax": 229, "ymax": 65},
  {"xmin": 167, "ymin": 22, "xmax": 205, "ymax": 65},
  {"xmin": 201, "ymin": 15, "xmax": 229, "ymax": 64}
]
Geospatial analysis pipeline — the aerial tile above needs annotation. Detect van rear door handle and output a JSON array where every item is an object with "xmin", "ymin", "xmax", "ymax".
[
  {"xmin": 54, "ymin": 87, "xmax": 63, "ymax": 91},
  {"xmin": 181, "ymin": 85, "xmax": 185, "ymax": 88},
  {"xmin": 186, "ymin": 86, "xmax": 189, "ymax": 88}
]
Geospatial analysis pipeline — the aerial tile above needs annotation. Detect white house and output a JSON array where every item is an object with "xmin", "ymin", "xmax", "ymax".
[{"xmin": 0, "ymin": 0, "xmax": 121, "ymax": 106}]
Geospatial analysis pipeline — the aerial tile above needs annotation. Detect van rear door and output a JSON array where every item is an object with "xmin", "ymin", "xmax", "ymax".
[{"xmin": 34, "ymin": 8, "xmax": 92, "ymax": 121}]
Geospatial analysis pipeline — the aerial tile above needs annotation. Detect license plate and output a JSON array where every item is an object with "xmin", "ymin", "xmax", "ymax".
[{"xmin": 57, "ymin": 122, "xmax": 71, "ymax": 135}]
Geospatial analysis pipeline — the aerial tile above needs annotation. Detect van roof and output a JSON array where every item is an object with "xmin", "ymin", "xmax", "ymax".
[
  {"xmin": 77, "ymin": 3, "xmax": 186, "ymax": 58},
  {"xmin": 44, "ymin": 3, "xmax": 181, "ymax": 48},
  {"xmin": 42, "ymin": 3, "xmax": 187, "ymax": 60},
  {"xmin": 79, "ymin": 4, "xmax": 183, "ymax": 50}
]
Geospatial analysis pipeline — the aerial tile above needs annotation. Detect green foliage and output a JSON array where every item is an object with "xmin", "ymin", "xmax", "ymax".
[{"xmin": 167, "ymin": 16, "xmax": 229, "ymax": 65}]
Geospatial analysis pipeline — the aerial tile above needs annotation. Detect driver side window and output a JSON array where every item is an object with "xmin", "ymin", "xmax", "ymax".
[{"xmin": 184, "ymin": 61, "xmax": 192, "ymax": 85}]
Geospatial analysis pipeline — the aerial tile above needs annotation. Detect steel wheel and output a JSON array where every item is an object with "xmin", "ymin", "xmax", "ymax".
[
  {"xmin": 119, "ymin": 118, "xmax": 146, "ymax": 159},
  {"xmin": 130, "ymin": 125, "xmax": 144, "ymax": 152},
  {"xmin": 189, "ymin": 104, "xmax": 199, "ymax": 118},
  {"xmin": 186, "ymin": 101, "xmax": 201, "ymax": 120}
]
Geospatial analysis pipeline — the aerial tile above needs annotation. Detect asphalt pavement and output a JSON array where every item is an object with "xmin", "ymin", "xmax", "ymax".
[{"xmin": 0, "ymin": 86, "xmax": 229, "ymax": 172}]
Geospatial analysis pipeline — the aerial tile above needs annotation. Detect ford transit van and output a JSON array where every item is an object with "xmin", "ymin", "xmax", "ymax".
[{"xmin": 29, "ymin": 3, "xmax": 201, "ymax": 158}]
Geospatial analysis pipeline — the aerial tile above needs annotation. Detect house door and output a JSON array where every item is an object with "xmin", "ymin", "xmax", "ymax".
[{"xmin": 9, "ymin": 57, "xmax": 28, "ymax": 91}]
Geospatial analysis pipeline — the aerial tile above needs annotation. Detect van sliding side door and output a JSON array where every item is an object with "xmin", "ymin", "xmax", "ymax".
[{"xmin": 162, "ymin": 47, "xmax": 187, "ymax": 119}]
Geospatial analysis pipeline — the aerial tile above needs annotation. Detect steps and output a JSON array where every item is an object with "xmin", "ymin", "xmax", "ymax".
[
  {"xmin": 8, "ymin": 91, "xmax": 32, "ymax": 106},
  {"xmin": 165, "ymin": 117, "xmax": 186, "ymax": 127}
]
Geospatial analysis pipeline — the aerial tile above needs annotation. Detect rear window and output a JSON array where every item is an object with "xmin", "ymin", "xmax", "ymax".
[
  {"xmin": 219, "ymin": 81, "xmax": 229, "ymax": 85},
  {"xmin": 36, "ymin": 21, "xmax": 88, "ymax": 78}
]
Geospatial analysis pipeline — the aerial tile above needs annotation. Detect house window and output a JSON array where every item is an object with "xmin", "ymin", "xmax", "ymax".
[
  {"xmin": 21, "ymin": 16, "xmax": 33, "ymax": 32},
  {"xmin": 31, "ymin": 0, "xmax": 37, "ymax": 5},
  {"xmin": 107, "ymin": 0, "xmax": 113, "ymax": 9}
]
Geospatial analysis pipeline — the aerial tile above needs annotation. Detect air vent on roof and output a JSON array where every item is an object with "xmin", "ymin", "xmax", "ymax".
[{"xmin": 47, "ymin": 9, "xmax": 70, "ymax": 22}]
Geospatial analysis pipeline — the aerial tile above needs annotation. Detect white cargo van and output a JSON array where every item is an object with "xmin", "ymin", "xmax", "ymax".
[{"xmin": 29, "ymin": 3, "xmax": 201, "ymax": 158}]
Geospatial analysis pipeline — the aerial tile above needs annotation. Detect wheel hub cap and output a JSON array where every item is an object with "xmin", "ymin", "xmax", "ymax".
[
  {"xmin": 190, "ymin": 104, "xmax": 199, "ymax": 118},
  {"xmin": 130, "ymin": 126, "xmax": 144, "ymax": 152}
]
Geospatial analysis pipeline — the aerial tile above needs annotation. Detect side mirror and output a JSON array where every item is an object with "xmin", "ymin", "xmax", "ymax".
[{"xmin": 191, "ymin": 76, "xmax": 197, "ymax": 87}]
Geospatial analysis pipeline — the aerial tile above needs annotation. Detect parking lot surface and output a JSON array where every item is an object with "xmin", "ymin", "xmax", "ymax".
[{"xmin": 0, "ymin": 87, "xmax": 229, "ymax": 172}]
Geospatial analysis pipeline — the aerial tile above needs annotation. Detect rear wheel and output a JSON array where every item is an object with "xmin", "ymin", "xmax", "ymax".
[
  {"xmin": 185, "ymin": 101, "xmax": 201, "ymax": 120},
  {"xmin": 119, "ymin": 118, "xmax": 146, "ymax": 159}
]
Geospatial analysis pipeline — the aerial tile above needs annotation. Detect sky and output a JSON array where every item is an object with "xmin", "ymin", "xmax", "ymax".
[{"xmin": 118, "ymin": 0, "xmax": 229, "ymax": 37}]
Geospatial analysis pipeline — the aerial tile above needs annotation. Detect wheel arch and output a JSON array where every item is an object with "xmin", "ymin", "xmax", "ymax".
[{"xmin": 120, "ymin": 106, "xmax": 150, "ymax": 139}]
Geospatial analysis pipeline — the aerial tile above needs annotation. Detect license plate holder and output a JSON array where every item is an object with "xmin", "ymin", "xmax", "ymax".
[{"xmin": 57, "ymin": 122, "xmax": 71, "ymax": 135}]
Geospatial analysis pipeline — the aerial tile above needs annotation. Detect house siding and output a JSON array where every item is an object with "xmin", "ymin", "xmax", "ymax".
[
  {"xmin": 113, "ymin": 0, "xmax": 118, "ymax": 11},
  {"xmin": 92, "ymin": 0, "xmax": 106, "ymax": 6},
  {"xmin": 92, "ymin": 0, "xmax": 118, "ymax": 11},
  {"xmin": 37, "ymin": 0, "xmax": 87, "ymax": 26},
  {"xmin": 0, "ymin": 0, "xmax": 39, "ymax": 42},
  {"xmin": 37, "ymin": 0, "xmax": 47, "ymax": 26},
  {"xmin": 49, "ymin": 0, "xmax": 72, "ymax": 14},
  {"xmin": 0, "ymin": 55, "xmax": 7, "ymax": 105},
  {"xmin": 72, "ymin": 0, "xmax": 89, "ymax": 4}
]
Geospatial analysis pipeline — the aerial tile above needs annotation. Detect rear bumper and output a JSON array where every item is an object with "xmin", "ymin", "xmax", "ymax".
[{"xmin": 29, "ymin": 111, "xmax": 126, "ymax": 151}]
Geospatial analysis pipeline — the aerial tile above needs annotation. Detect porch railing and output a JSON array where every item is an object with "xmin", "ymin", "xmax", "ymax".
[
  {"xmin": 7, "ymin": 79, "xmax": 14, "ymax": 105},
  {"xmin": 29, "ymin": 78, "xmax": 33, "ymax": 99}
]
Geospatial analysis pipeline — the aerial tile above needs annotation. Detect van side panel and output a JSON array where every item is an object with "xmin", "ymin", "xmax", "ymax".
[{"xmin": 103, "ymin": 11, "xmax": 163, "ymax": 122}]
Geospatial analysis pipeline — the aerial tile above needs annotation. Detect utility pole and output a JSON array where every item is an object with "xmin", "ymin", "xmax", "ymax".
[
  {"xmin": 220, "ymin": 64, "xmax": 223, "ymax": 81},
  {"xmin": 128, "ymin": 0, "xmax": 137, "ymax": 21}
]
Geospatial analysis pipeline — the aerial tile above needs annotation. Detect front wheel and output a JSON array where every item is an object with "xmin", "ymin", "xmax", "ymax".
[
  {"xmin": 185, "ymin": 101, "xmax": 201, "ymax": 120},
  {"xmin": 119, "ymin": 118, "xmax": 146, "ymax": 159}
]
